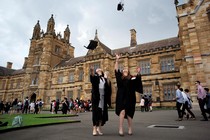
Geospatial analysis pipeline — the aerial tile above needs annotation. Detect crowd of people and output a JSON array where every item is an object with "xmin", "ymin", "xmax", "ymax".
[
  {"xmin": 50, "ymin": 97, "xmax": 92, "ymax": 115},
  {"xmin": 139, "ymin": 95, "xmax": 153, "ymax": 112},
  {"xmin": 0, "ymin": 97, "xmax": 44, "ymax": 115},
  {"xmin": 175, "ymin": 81, "xmax": 210, "ymax": 121}
]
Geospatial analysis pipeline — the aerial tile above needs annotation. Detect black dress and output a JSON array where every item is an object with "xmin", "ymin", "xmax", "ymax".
[
  {"xmin": 90, "ymin": 74, "xmax": 110, "ymax": 126},
  {"xmin": 115, "ymin": 69, "xmax": 143, "ymax": 119},
  {"xmin": 105, "ymin": 79, "xmax": 112, "ymax": 107}
]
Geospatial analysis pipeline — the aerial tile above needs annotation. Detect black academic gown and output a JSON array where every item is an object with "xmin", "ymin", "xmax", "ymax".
[
  {"xmin": 90, "ymin": 74, "xmax": 109, "ymax": 126},
  {"xmin": 115, "ymin": 69, "xmax": 143, "ymax": 119},
  {"xmin": 105, "ymin": 79, "xmax": 112, "ymax": 107}
]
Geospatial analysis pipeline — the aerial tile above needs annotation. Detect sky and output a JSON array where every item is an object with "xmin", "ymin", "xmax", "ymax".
[{"xmin": 0, "ymin": 0, "xmax": 187, "ymax": 69}]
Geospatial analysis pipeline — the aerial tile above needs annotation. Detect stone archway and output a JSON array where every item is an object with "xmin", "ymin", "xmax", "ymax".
[{"xmin": 30, "ymin": 92, "xmax": 36, "ymax": 102}]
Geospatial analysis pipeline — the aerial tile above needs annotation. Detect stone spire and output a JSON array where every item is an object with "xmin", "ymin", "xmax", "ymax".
[
  {"xmin": 130, "ymin": 29, "xmax": 137, "ymax": 47},
  {"xmin": 64, "ymin": 25, "xmax": 70, "ymax": 43},
  {"xmin": 46, "ymin": 14, "xmax": 55, "ymax": 34},
  {"xmin": 94, "ymin": 29, "xmax": 99, "ymax": 41},
  {"xmin": 32, "ymin": 20, "xmax": 41, "ymax": 40}
]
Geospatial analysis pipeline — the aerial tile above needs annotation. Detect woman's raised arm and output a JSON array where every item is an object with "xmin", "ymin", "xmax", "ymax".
[{"xmin": 115, "ymin": 53, "xmax": 120, "ymax": 71}]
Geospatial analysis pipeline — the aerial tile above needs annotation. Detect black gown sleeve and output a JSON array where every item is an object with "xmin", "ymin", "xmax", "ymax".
[
  {"xmin": 135, "ymin": 74, "xmax": 143, "ymax": 94},
  {"xmin": 115, "ymin": 69, "xmax": 122, "ymax": 86},
  {"xmin": 90, "ymin": 74, "xmax": 99, "ymax": 85}
]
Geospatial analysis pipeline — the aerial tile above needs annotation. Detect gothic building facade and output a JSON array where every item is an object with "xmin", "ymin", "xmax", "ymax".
[{"xmin": 0, "ymin": 0, "xmax": 209, "ymax": 108}]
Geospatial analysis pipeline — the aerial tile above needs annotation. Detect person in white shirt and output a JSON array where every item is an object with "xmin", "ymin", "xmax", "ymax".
[
  {"xmin": 30, "ymin": 101, "xmax": 35, "ymax": 113},
  {"xmin": 140, "ymin": 96, "xmax": 145, "ymax": 112},
  {"xmin": 181, "ymin": 88, "xmax": 196, "ymax": 120},
  {"xmin": 175, "ymin": 85, "xmax": 184, "ymax": 121}
]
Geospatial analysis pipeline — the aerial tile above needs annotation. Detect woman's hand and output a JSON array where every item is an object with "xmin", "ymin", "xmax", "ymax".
[
  {"xmin": 115, "ymin": 53, "xmax": 120, "ymax": 60},
  {"xmin": 137, "ymin": 67, "xmax": 141, "ymax": 73},
  {"xmin": 90, "ymin": 66, "xmax": 94, "ymax": 75},
  {"xmin": 90, "ymin": 66, "xmax": 94, "ymax": 71}
]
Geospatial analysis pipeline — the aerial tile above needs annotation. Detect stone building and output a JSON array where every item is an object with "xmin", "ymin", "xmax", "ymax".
[{"xmin": 0, "ymin": 0, "xmax": 209, "ymax": 108}]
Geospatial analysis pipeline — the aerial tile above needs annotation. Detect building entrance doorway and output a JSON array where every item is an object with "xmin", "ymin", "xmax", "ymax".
[{"xmin": 31, "ymin": 92, "xmax": 36, "ymax": 102}]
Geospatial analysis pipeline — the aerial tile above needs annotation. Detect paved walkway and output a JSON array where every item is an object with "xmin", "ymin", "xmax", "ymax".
[{"xmin": 0, "ymin": 109, "xmax": 209, "ymax": 140}]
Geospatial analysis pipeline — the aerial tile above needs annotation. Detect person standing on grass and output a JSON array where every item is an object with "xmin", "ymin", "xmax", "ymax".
[
  {"xmin": 22, "ymin": 97, "xmax": 30, "ymax": 114},
  {"xmin": 29, "ymin": 101, "xmax": 35, "ymax": 114},
  {"xmin": 38, "ymin": 99, "xmax": 44, "ymax": 114},
  {"xmin": 115, "ymin": 53, "xmax": 143, "ymax": 136},
  {"xmin": 62, "ymin": 97, "xmax": 69, "ymax": 114},
  {"xmin": 34, "ymin": 100, "xmax": 39, "ymax": 114},
  {"xmin": 10, "ymin": 98, "xmax": 18, "ymax": 115},
  {"xmin": 54, "ymin": 99, "xmax": 60, "ymax": 114}
]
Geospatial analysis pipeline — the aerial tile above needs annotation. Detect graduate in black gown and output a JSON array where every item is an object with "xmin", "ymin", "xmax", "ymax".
[
  {"xmin": 115, "ymin": 54, "xmax": 143, "ymax": 136},
  {"xmin": 90, "ymin": 67, "xmax": 111, "ymax": 136}
]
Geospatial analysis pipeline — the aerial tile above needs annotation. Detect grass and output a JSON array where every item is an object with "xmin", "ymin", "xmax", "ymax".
[{"xmin": 0, "ymin": 113, "xmax": 80, "ymax": 132}]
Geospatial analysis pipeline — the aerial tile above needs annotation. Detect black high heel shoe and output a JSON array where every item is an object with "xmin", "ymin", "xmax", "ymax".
[
  {"xmin": 128, "ymin": 132, "xmax": 133, "ymax": 135},
  {"xmin": 119, "ymin": 132, "xmax": 124, "ymax": 136},
  {"xmin": 128, "ymin": 130, "xmax": 133, "ymax": 135},
  {"xmin": 119, "ymin": 130, "xmax": 124, "ymax": 136}
]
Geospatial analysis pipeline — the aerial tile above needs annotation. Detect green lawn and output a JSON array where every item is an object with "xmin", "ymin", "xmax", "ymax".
[{"xmin": 0, "ymin": 113, "xmax": 80, "ymax": 132}]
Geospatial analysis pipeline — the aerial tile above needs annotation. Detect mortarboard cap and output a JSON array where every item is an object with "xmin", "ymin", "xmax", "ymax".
[
  {"xmin": 117, "ymin": 2, "xmax": 124, "ymax": 11},
  {"xmin": 84, "ymin": 40, "xmax": 98, "ymax": 50}
]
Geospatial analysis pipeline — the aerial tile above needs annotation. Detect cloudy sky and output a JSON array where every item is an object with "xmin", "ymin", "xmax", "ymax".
[{"xmin": 0, "ymin": 0, "xmax": 187, "ymax": 69}]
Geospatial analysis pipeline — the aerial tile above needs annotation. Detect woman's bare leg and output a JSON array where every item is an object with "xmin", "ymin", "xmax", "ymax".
[
  {"xmin": 119, "ymin": 110, "xmax": 125, "ymax": 135},
  {"xmin": 127, "ymin": 116, "xmax": 133, "ymax": 135},
  {"xmin": 97, "ymin": 121, "xmax": 103, "ymax": 135},
  {"xmin": 93, "ymin": 126, "xmax": 97, "ymax": 136}
]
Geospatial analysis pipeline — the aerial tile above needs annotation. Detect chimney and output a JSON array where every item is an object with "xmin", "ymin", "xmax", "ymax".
[
  {"xmin": 7, "ymin": 62, "xmax": 13, "ymax": 69},
  {"xmin": 22, "ymin": 57, "xmax": 28, "ymax": 69},
  {"xmin": 130, "ymin": 29, "xmax": 137, "ymax": 47}
]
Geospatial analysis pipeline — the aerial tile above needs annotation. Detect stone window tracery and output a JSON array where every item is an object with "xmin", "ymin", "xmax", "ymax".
[
  {"xmin": 31, "ymin": 77, "xmax": 38, "ymax": 85},
  {"xmin": 160, "ymin": 56, "xmax": 174, "ymax": 72},
  {"xmin": 163, "ymin": 83, "xmax": 176, "ymax": 100},
  {"xmin": 56, "ymin": 91, "xmax": 62, "ymax": 102},
  {"xmin": 78, "ymin": 69, "xmax": 83, "ymax": 81},
  {"xmin": 33, "ymin": 55, "xmax": 40, "ymax": 66},
  {"xmin": 139, "ymin": 59, "xmax": 150, "ymax": 75},
  {"xmin": 67, "ymin": 90, "xmax": 73, "ymax": 99},
  {"xmin": 16, "ymin": 79, "xmax": 21, "ymax": 88},
  {"xmin": 1, "ymin": 80, "xmax": 5, "ymax": 90},
  {"xmin": 55, "ymin": 46, "xmax": 61, "ymax": 54},
  {"xmin": 58, "ymin": 73, "xmax": 63, "ymax": 84},
  {"xmin": 10, "ymin": 80, "xmax": 14, "ymax": 89},
  {"xmin": 69, "ymin": 72, "xmax": 74, "ymax": 82},
  {"xmin": 143, "ymin": 85, "xmax": 152, "ymax": 95}
]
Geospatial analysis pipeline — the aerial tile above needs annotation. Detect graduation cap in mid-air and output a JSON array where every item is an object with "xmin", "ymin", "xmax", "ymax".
[
  {"xmin": 117, "ymin": 1, "xmax": 124, "ymax": 11},
  {"xmin": 84, "ymin": 40, "xmax": 98, "ymax": 50}
]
